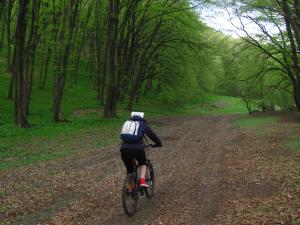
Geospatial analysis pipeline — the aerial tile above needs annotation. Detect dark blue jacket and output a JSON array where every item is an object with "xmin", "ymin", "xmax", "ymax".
[{"xmin": 120, "ymin": 116, "xmax": 162, "ymax": 151}]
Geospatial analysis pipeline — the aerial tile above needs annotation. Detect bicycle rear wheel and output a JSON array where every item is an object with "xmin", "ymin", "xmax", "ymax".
[
  {"xmin": 122, "ymin": 174, "xmax": 138, "ymax": 216},
  {"xmin": 145, "ymin": 162, "xmax": 155, "ymax": 198}
]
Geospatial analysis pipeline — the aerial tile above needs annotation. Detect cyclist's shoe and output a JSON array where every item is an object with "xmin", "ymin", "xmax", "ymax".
[{"xmin": 139, "ymin": 178, "xmax": 148, "ymax": 188}]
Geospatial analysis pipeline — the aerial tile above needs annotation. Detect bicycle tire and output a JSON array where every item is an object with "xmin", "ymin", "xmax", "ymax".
[
  {"xmin": 145, "ymin": 162, "xmax": 155, "ymax": 198},
  {"xmin": 122, "ymin": 174, "xmax": 138, "ymax": 216}
]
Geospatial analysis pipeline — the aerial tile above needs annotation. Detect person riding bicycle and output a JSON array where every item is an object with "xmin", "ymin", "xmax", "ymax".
[{"xmin": 120, "ymin": 112, "xmax": 162, "ymax": 188}]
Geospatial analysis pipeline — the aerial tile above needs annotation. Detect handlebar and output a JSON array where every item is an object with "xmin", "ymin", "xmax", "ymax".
[{"xmin": 143, "ymin": 136, "xmax": 161, "ymax": 149}]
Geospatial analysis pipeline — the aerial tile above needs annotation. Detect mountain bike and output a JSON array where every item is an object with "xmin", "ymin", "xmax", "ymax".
[{"xmin": 122, "ymin": 145, "xmax": 155, "ymax": 216}]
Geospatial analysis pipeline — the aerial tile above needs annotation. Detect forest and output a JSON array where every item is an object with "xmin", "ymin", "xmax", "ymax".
[
  {"xmin": 0, "ymin": 0, "xmax": 299, "ymax": 128},
  {"xmin": 0, "ymin": 0, "xmax": 213, "ymax": 128},
  {"xmin": 0, "ymin": 1, "xmax": 300, "ymax": 224}
]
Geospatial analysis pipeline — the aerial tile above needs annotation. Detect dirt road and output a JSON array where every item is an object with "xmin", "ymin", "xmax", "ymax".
[{"xmin": 1, "ymin": 115, "xmax": 299, "ymax": 225}]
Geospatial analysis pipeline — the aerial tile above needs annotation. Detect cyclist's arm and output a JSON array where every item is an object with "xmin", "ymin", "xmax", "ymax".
[{"xmin": 144, "ymin": 125, "xmax": 162, "ymax": 147}]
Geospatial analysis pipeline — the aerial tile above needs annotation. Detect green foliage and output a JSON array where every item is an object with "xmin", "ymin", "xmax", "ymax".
[
  {"xmin": 121, "ymin": 3, "xmax": 219, "ymax": 111},
  {"xmin": 215, "ymin": 37, "xmax": 295, "ymax": 112},
  {"xmin": 224, "ymin": 0, "xmax": 300, "ymax": 111}
]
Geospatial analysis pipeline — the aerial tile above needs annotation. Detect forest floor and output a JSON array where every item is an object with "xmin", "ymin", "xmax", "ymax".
[{"xmin": 0, "ymin": 113, "xmax": 300, "ymax": 225}]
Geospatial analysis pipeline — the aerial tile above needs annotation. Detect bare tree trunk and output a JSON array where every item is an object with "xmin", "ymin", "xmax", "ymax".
[
  {"xmin": 14, "ymin": 0, "xmax": 30, "ymax": 128},
  {"xmin": 87, "ymin": 38, "xmax": 95, "ymax": 77},
  {"xmin": 157, "ymin": 78, "xmax": 162, "ymax": 91},
  {"xmin": 39, "ymin": 47, "xmax": 51, "ymax": 90},
  {"xmin": 53, "ymin": 0, "xmax": 81, "ymax": 122},
  {"xmin": 53, "ymin": 72, "xmax": 65, "ymax": 121},
  {"xmin": 0, "ymin": 5, "xmax": 4, "ymax": 50},
  {"xmin": 127, "ymin": 66, "xmax": 142, "ymax": 111},
  {"xmin": 24, "ymin": 0, "xmax": 41, "ymax": 115},
  {"xmin": 72, "ymin": 2, "xmax": 93, "ymax": 85},
  {"xmin": 95, "ymin": 0, "xmax": 103, "ymax": 101},
  {"xmin": 293, "ymin": 81, "xmax": 300, "ymax": 110},
  {"xmin": 5, "ymin": 0, "xmax": 14, "ymax": 71},
  {"xmin": 7, "ymin": 46, "xmax": 17, "ymax": 99},
  {"xmin": 99, "ymin": 11, "xmax": 109, "ymax": 105},
  {"xmin": 103, "ymin": 0, "xmax": 120, "ymax": 117},
  {"xmin": 25, "ymin": 52, "xmax": 36, "ymax": 114},
  {"xmin": 144, "ymin": 76, "xmax": 153, "ymax": 95}
]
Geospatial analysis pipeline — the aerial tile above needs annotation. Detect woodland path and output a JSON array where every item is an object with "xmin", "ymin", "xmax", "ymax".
[{"xmin": 1, "ymin": 115, "xmax": 299, "ymax": 225}]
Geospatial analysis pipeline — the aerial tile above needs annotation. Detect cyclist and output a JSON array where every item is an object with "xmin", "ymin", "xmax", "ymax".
[{"xmin": 120, "ymin": 112, "xmax": 162, "ymax": 187}]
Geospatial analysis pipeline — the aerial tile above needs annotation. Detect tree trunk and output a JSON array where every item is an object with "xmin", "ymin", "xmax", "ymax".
[
  {"xmin": 0, "ymin": 9, "xmax": 4, "ymax": 50},
  {"xmin": 100, "ymin": 26, "xmax": 108, "ymax": 105},
  {"xmin": 157, "ymin": 79, "xmax": 162, "ymax": 91},
  {"xmin": 95, "ymin": 0, "xmax": 104, "ymax": 101},
  {"xmin": 293, "ymin": 94, "xmax": 300, "ymax": 111},
  {"xmin": 103, "ymin": 0, "xmax": 120, "ymax": 117},
  {"xmin": 53, "ymin": 0, "xmax": 81, "ymax": 122},
  {"xmin": 72, "ymin": 2, "xmax": 93, "ymax": 85},
  {"xmin": 8, "ymin": 44, "xmax": 17, "ymax": 99},
  {"xmin": 25, "ymin": 53, "xmax": 36, "ymax": 115},
  {"xmin": 293, "ymin": 80, "xmax": 300, "ymax": 111},
  {"xmin": 5, "ymin": 0, "xmax": 14, "ymax": 71},
  {"xmin": 103, "ymin": 85, "xmax": 118, "ymax": 117},
  {"xmin": 127, "ymin": 77, "xmax": 140, "ymax": 111},
  {"xmin": 144, "ymin": 76, "xmax": 153, "ymax": 95},
  {"xmin": 39, "ymin": 48, "xmax": 51, "ymax": 90},
  {"xmin": 6, "ymin": 22, "xmax": 11, "ymax": 70},
  {"xmin": 53, "ymin": 73, "xmax": 65, "ymax": 122},
  {"xmin": 24, "ymin": 0, "xmax": 41, "ymax": 114},
  {"xmin": 14, "ymin": 0, "xmax": 30, "ymax": 128}
]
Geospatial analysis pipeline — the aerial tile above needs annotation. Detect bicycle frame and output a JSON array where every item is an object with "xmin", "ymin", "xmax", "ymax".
[
  {"xmin": 122, "ymin": 136, "xmax": 155, "ymax": 216},
  {"xmin": 129, "ymin": 138, "xmax": 152, "ymax": 197},
  {"xmin": 130, "ymin": 158, "xmax": 147, "ymax": 197}
]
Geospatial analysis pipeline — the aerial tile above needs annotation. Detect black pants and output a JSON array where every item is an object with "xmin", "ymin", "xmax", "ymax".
[{"xmin": 121, "ymin": 149, "xmax": 146, "ymax": 174}]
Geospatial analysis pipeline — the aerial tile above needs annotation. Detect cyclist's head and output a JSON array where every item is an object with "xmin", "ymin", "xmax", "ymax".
[{"xmin": 131, "ymin": 111, "xmax": 144, "ymax": 118}]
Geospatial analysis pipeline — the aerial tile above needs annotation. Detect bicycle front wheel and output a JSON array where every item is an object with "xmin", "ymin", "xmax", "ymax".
[
  {"xmin": 145, "ymin": 162, "xmax": 155, "ymax": 198},
  {"xmin": 122, "ymin": 174, "xmax": 138, "ymax": 216}
]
